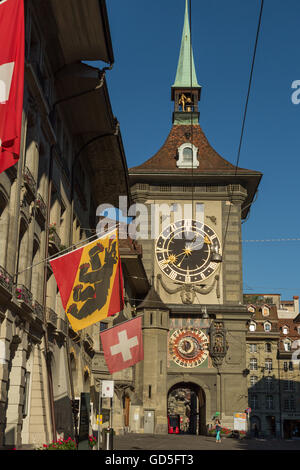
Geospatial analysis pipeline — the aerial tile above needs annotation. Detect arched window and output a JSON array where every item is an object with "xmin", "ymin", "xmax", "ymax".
[
  {"xmin": 262, "ymin": 306, "xmax": 270, "ymax": 317},
  {"xmin": 265, "ymin": 343, "xmax": 272, "ymax": 353},
  {"xmin": 177, "ymin": 143, "xmax": 199, "ymax": 169},
  {"xmin": 182, "ymin": 147, "xmax": 193, "ymax": 164},
  {"xmin": 265, "ymin": 358, "xmax": 273, "ymax": 371},
  {"xmin": 264, "ymin": 322, "xmax": 272, "ymax": 332},
  {"xmin": 283, "ymin": 339, "xmax": 292, "ymax": 352},
  {"xmin": 249, "ymin": 321, "xmax": 256, "ymax": 332},
  {"xmin": 265, "ymin": 376, "xmax": 273, "ymax": 391}
]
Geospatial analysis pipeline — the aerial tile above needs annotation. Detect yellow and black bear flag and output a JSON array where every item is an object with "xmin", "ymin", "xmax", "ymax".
[{"xmin": 50, "ymin": 230, "xmax": 124, "ymax": 332}]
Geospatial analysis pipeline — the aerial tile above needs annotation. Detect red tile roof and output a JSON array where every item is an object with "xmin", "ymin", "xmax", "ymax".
[{"xmin": 130, "ymin": 124, "xmax": 260, "ymax": 175}]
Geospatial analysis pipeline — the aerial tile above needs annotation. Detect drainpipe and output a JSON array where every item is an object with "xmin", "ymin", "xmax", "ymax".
[
  {"xmin": 42, "ymin": 144, "xmax": 56, "ymax": 441},
  {"xmin": 277, "ymin": 341, "xmax": 283, "ymax": 439}
]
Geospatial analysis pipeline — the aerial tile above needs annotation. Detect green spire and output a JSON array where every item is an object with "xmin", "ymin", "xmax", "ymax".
[{"xmin": 172, "ymin": 0, "xmax": 200, "ymax": 89}]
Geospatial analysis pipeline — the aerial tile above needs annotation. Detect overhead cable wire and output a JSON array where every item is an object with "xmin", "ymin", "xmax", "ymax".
[{"xmin": 223, "ymin": 0, "xmax": 264, "ymax": 254}]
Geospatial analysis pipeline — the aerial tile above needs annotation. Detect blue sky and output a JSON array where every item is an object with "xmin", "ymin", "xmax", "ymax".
[{"xmin": 104, "ymin": 0, "xmax": 300, "ymax": 301}]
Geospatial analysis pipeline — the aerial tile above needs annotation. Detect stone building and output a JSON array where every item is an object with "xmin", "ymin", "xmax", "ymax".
[
  {"xmin": 127, "ymin": 0, "xmax": 262, "ymax": 434},
  {"xmin": 0, "ymin": 0, "xmax": 133, "ymax": 448},
  {"xmin": 245, "ymin": 294, "xmax": 300, "ymax": 438}
]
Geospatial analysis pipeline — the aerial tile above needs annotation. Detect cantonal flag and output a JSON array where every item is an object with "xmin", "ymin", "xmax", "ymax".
[
  {"xmin": 100, "ymin": 316, "xmax": 144, "ymax": 374},
  {"xmin": 0, "ymin": 0, "xmax": 25, "ymax": 174},
  {"xmin": 50, "ymin": 230, "xmax": 124, "ymax": 332}
]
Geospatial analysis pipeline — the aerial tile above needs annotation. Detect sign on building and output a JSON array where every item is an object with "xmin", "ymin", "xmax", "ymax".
[
  {"xmin": 233, "ymin": 413, "xmax": 247, "ymax": 431},
  {"xmin": 101, "ymin": 380, "xmax": 114, "ymax": 398}
]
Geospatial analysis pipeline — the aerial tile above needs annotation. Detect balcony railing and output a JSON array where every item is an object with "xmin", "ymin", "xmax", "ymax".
[
  {"xmin": 15, "ymin": 284, "xmax": 33, "ymax": 307},
  {"xmin": 46, "ymin": 307, "xmax": 58, "ymax": 329},
  {"xmin": 83, "ymin": 333, "xmax": 94, "ymax": 356},
  {"xmin": 32, "ymin": 300, "xmax": 44, "ymax": 322},
  {"xmin": 23, "ymin": 166, "xmax": 37, "ymax": 197},
  {"xmin": 48, "ymin": 225, "xmax": 61, "ymax": 252},
  {"xmin": 35, "ymin": 193, "xmax": 47, "ymax": 221},
  {"xmin": 57, "ymin": 317, "xmax": 68, "ymax": 337},
  {"xmin": 0, "ymin": 265, "xmax": 13, "ymax": 295}
]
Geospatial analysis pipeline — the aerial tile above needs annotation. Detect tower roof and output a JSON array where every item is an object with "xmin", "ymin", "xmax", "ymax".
[
  {"xmin": 129, "ymin": 124, "xmax": 262, "ymax": 220},
  {"xmin": 172, "ymin": 0, "xmax": 201, "ymax": 90}
]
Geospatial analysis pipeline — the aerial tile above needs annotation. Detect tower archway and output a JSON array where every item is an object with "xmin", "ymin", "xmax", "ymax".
[{"xmin": 167, "ymin": 382, "xmax": 206, "ymax": 435}]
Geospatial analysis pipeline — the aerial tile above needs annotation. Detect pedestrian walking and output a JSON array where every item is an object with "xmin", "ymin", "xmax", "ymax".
[{"xmin": 215, "ymin": 419, "xmax": 222, "ymax": 443}]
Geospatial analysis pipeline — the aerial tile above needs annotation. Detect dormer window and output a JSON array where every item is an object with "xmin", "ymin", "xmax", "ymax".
[
  {"xmin": 248, "ymin": 305, "xmax": 256, "ymax": 313},
  {"xmin": 262, "ymin": 306, "xmax": 270, "ymax": 317},
  {"xmin": 283, "ymin": 339, "xmax": 292, "ymax": 352},
  {"xmin": 264, "ymin": 322, "xmax": 272, "ymax": 332},
  {"xmin": 282, "ymin": 325, "xmax": 289, "ymax": 335},
  {"xmin": 177, "ymin": 143, "xmax": 199, "ymax": 169},
  {"xmin": 249, "ymin": 321, "xmax": 256, "ymax": 332}
]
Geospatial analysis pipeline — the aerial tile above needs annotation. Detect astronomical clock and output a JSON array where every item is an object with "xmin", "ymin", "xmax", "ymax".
[
  {"xmin": 169, "ymin": 328, "xmax": 209, "ymax": 368},
  {"xmin": 155, "ymin": 219, "xmax": 223, "ymax": 369}
]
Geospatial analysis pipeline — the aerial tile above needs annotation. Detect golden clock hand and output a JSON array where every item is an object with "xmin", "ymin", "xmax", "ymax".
[{"xmin": 177, "ymin": 254, "xmax": 187, "ymax": 267}]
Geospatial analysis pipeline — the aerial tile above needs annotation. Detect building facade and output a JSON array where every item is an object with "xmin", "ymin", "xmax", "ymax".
[
  {"xmin": 127, "ymin": 0, "xmax": 262, "ymax": 435},
  {"xmin": 245, "ymin": 293, "xmax": 300, "ymax": 438},
  {"xmin": 0, "ymin": 0, "xmax": 134, "ymax": 448}
]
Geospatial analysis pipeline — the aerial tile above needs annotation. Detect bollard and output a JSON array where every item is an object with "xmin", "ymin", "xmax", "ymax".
[{"xmin": 102, "ymin": 428, "xmax": 114, "ymax": 450}]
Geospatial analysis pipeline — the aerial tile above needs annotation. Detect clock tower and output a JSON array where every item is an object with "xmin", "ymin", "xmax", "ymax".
[{"xmin": 129, "ymin": 0, "xmax": 262, "ymax": 434}]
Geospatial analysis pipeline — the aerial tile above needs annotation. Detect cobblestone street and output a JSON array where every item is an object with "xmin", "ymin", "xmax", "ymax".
[{"xmin": 113, "ymin": 433, "xmax": 300, "ymax": 451}]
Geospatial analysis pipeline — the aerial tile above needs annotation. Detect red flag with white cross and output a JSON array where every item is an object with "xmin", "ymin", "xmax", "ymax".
[
  {"xmin": 0, "ymin": 0, "xmax": 25, "ymax": 174},
  {"xmin": 100, "ymin": 316, "xmax": 144, "ymax": 374}
]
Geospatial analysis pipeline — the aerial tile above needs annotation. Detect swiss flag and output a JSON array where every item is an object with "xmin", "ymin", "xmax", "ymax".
[
  {"xmin": 0, "ymin": 0, "xmax": 25, "ymax": 174},
  {"xmin": 100, "ymin": 316, "xmax": 144, "ymax": 374}
]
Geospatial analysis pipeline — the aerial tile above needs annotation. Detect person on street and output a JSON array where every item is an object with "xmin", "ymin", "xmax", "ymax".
[{"xmin": 215, "ymin": 419, "xmax": 222, "ymax": 443}]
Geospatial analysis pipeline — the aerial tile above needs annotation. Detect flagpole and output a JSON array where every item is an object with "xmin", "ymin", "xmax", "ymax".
[
  {"xmin": 97, "ymin": 380, "xmax": 102, "ymax": 450},
  {"xmin": 13, "ymin": 225, "xmax": 119, "ymax": 279}
]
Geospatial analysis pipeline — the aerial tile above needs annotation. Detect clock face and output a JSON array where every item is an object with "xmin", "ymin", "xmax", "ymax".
[
  {"xmin": 169, "ymin": 328, "xmax": 209, "ymax": 368},
  {"xmin": 155, "ymin": 219, "xmax": 221, "ymax": 284}
]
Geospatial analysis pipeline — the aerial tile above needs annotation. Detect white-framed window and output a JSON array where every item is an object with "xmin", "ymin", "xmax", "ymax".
[
  {"xmin": 265, "ymin": 376, "xmax": 273, "ymax": 391},
  {"xmin": 262, "ymin": 306, "xmax": 270, "ymax": 317},
  {"xmin": 266, "ymin": 395, "xmax": 274, "ymax": 410},
  {"xmin": 264, "ymin": 322, "xmax": 272, "ymax": 332},
  {"xmin": 176, "ymin": 143, "xmax": 199, "ymax": 169},
  {"xmin": 284, "ymin": 396, "xmax": 296, "ymax": 411},
  {"xmin": 248, "ymin": 305, "xmax": 256, "ymax": 313},
  {"xmin": 265, "ymin": 359, "xmax": 273, "ymax": 371},
  {"xmin": 282, "ymin": 325, "xmax": 289, "ymax": 335},
  {"xmin": 249, "ymin": 321, "xmax": 256, "ymax": 332},
  {"xmin": 250, "ymin": 394, "xmax": 259, "ymax": 409},
  {"xmin": 249, "ymin": 344, "xmax": 257, "ymax": 353},
  {"xmin": 250, "ymin": 375, "xmax": 258, "ymax": 387},
  {"xmin": 283, "ymin": 339, "xmax": 292, "ymax": 352},
  {"xmin": 250, "ymin": 358, "xmax": 258, "ymax": 370},
  {"xmin": 283, "ymin": 380, "xmax": 295, "ymax": 392}
]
